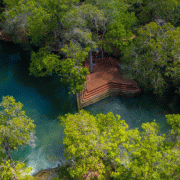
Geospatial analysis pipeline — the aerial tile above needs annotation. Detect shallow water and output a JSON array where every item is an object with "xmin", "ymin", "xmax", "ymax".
[{"xmin": 0, "ymin": 41, "xmax": 173, "ymax": 175}]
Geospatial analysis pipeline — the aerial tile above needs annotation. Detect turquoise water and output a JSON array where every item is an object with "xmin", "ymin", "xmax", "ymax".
[
  {"xmin": 0, "ymin": 41, "xmax": 173, "ymax": 175},
  {"xmin": 85, "ymin": 94, "xmax": 170, "ymax": 131}
]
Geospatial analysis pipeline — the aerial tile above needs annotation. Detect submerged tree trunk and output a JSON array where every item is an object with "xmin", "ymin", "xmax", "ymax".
[{"xmin": 89, "ymin": 49, "xmax": 93, "ymax": 73}]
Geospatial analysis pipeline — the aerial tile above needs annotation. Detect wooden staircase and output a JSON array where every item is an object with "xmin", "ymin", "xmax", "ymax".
[{"xmin": 77, "ymin": 82, "xmax": 140, "ymax": 109}]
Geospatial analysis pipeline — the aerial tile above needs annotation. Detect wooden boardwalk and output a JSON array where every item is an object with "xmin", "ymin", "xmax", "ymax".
[{"xmin": 77, "ymin": 52, "xmax": 141, "ymax": 109}]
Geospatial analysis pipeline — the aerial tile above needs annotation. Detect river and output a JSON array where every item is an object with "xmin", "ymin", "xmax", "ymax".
[{"xmin": 0, "ymin": 41, "xmax": 174, "ymax": 175}]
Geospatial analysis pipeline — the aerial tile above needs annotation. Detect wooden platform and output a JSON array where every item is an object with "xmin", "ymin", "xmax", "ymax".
[{"xmin": 77, "ymin": 52, "xmax": 141, "ymax": 109}]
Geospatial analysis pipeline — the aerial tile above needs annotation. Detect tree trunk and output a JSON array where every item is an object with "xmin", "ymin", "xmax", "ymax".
[
  {"xmin": 102, "ymin": 48, "xmax": 103, "ymax": 59},
  {"xmin": 57, "ymin": 20, "xmax": 64, "ymax": 46},
  {"xmin": 4, "ymin": 139, "xmax": 13, "ymax": 163},
  {"xmin": 101, "ymin": 21, "xmax": 106, "ymax": 60},
  {"xmin": 89, "ymin": 49, "xmax": 93, "ymax": 73},
  {"xmin": 57, "ymin": 0, "xmax": 64, "ymax": 48}
]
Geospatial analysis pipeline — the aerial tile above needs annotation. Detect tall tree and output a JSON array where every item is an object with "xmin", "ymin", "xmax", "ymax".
[
  {"xmin": 166, "ymin": 114, "xmax": 180, "ymax": 146},
  {"xmin": 122, "ymin": 22, "xmax": 180, "ymax": 96},
  {"xmin": 29, "ymin": 42, "xmax": 90, "ymax": 94},
  {"xmin": 29, "ymin": 45, "xmax": 61, "ymax": 77},
  {"xmin": 3, "ymin": 0, "xmax": 93, "ymax": 94},
  {"xmin": 86, "ymin": 0, "xmax": 137, "ymax": 57},
  {"xmin": 60, "ymin": 110, "xmax": 129, "ymax": 179},
  {"xmin": 59, "ymin": 41, "xmax": 90, "ymax": 94},
  {"xmin": 125, "ymin": 0, "xmax": 180, "ymax": 27},
  {"xmin": 0, "ymin": 96, "xmax": 35, "ymax": 179},
  {"xmin": 62, "ymin": 3, "xmax": 105, "ymax": 73}
]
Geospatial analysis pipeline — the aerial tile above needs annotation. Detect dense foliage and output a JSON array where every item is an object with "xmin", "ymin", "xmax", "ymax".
[
  {"xmin": 122, "ymin": 22, "xmax": 180, "ymax": 96},
  {"xmin": 0, "ymin": 0, "xmax": 180, "ymax": 179},
  {"xmin": 125, "ymin": 0, "xmax": 180, "ymax": 27},
  {"xmin": 60, "ymin": 110, "xmax": 180, "ymax": 179}
]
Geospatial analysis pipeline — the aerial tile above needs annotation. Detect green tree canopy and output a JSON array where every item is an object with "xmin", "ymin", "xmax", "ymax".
[
  {"xmin": 86, "ymin": 0, "xmax": 137, "ymax": 57},
  {"xmin": 122, "ymin": 22, "xmax": 180, "ymax": 96},
  {"xmin": 125, "ymin": 0, "xmax": 180, "ymax": 27},
  {"xmin": 60, "ymin": 110, "xmax": 130, "ymax": 179},
  {"xmin": 59, "ymin": 110, "xmax": 180, "ymax": 179},
  {"xmin": 0, "ymin": 96, "xmax": 35, "ymax": 179},
  {"xmin": 2, "ymin": 0, "xmax": 80, "ymax": 47},
  {"xmin": 29, "ymin": 41, "xmax": 90, "ymax": 94},
  {"xmin": 62, "ymin": 3, "xmax": 105, "ymax": 72},
  {"xmin": 59, "ymin": 41, "xmax": 90, "ymax": 94},
  {"xmin": 3, "ymin": 0, "xmax": 97, "ymax": 93},
  {"xmin": 29, "ymin": 45, "xmax": 61, "ymax": 77}
]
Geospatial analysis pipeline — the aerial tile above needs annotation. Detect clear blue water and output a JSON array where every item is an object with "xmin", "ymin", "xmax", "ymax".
[{"xmin": 0, "ymin": 41, "xmax": 173, "ymax": 175}]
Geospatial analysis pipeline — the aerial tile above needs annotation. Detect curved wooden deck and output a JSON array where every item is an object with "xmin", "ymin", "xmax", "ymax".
[{"xmin": 77, "ymin": 52, "xmax": 141, "ymax": 109}]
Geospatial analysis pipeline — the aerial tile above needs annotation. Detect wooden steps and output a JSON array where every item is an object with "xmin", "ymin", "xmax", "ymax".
[
  {"xmin": 82, "ymin": 82, "xmax": 138, "ymax": 100},
  {"xmin": 77, "ymin": 82, "xmax": 140, "ymax": 109},
  {"xmin": 77, "ymin": 52, "xmax": 141, "ymax": 109}
]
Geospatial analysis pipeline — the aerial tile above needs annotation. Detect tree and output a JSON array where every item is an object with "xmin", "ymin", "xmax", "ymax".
[
  {"xmin": 28, "ymin": 42, "xmax": 89, "ymax": 94},
  {"xmin": 29, "ymin": 45, "xmax": 61, "ymax": 77},
  {"xmin": 60, "ymin": 110, "xmax": 129, "ymax": 179},
  {"xmin": 113, "ymin": 120, "xmax": 179, "ymax": 180},
  {"xmin": 2, "ymin": 0, "xmax": 80, "ymax": 48},
  {"xmin": 62, "ymin": 3, "xmax": 105, "ymax": 73},
  {"xmin": 0, "ymin": 159, "xmax": 34, "ymax": 180},
  {"xmin": 103, "ymin": 11, "xmax": 136, "ymax": 57},
  {"xmin": 122, "ymin": 21, "xmax": 180, "ymax": 96},
  {"xmin": 59, "ymin": 41, "xmax": 90, "ymax": 94},
  {"xmin": 59, "ymin": 110, "xmax": 180, "ymax": 179},
  {"xmin": 166, "ymin": 114, "xmax": 180, "ymax": 147},
  {"xmin": 125, "ymin": 0, "xmax": 180, "ymax": 27},
  {"xmin": 0, "ymin": 95, "xmax": 35, "ymax": 179},
  {"xmin": 86, "ymin": 0, "xmax": 137, "ymax": 57},
  {"xmin": 1, "ymin": 0, "xmax": 32, "ymax": 50}
]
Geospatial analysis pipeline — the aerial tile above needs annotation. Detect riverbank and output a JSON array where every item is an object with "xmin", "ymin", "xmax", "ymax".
[
  {"xmin": 33, "ymin": 163, "xmax": 72, "ymax": 180},
  {"xmin": 33, "ymin": 166, "xmax": 60, "ymax": 180}
]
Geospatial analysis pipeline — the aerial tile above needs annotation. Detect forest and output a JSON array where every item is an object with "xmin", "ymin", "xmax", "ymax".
[{"xmin": 0, "ymin": 0, "xmax": 180, "ymax": 179}]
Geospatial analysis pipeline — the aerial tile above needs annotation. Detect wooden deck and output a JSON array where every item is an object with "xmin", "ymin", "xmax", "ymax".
[{"xmin": 77, "ymin": 52, "xmax": 141, "ymax": 109}]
